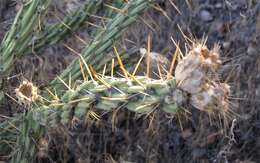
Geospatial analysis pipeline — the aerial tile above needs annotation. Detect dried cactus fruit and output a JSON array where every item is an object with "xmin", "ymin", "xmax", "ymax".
[
  {"xmin": 175, "ymin": 42, "xmax": 229, "ymax": 112},
  {"xmin": 190, "ymin": 82, "xmax": 230, "ymax": 112},
  {"xmin": 175, "ymin": 43, "xmax": 221, "ymax": 93}
]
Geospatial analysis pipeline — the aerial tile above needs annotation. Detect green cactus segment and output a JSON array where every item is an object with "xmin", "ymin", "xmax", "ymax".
[
  {"xmin": 25, "ymin": 1, "xmax": 103, "ymax": 54},
  {"xmin": 51, "ymin": 0, "xmax": 154, "ymax": 88},
  {"xmin": 0, "ymin": 117, "xmax": 20, "ymax": 156},
  {"xmin": 5, "ymin": 77, "xmax": 187, "ymax": 161},
  {"xmin": 33, "ymin": 77, "xmax": 187, "ymax": 128},
  {"xmin": 0, "ymin": 0, "xmax": 51, "ymax": 76},
  {"xmin": 10, "ymin": 112, "xmax": 45, "ymax": 163}
]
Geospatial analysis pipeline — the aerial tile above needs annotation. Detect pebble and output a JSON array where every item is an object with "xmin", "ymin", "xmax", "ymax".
[
  {"xmin": 181, "ymin": 128, "xmax": 193, "ymax": 139},
  {"xmin": 247, "ymin": 42, "xmax": 257, "ymax": 56},
  {"xmin": 215, "ymin": 3, "xmax": 222, "ymax": 9},
  {"xmin": 199, "ymin": 10, "xmax": 213, "ymax": 22},
  {"xmin": 193, "ymin": 148, "xmax": 207, "ymax": 160},
  {"xmin": 222, "ymin": 41, "xmax": 231, "ymax": 49},
  {"xmin": 0, "ymin": 0, "xmax": 6, "ymax": 20}
]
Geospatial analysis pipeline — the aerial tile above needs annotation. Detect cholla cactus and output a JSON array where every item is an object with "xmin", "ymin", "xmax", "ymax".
[
  {"xmin": 5, "ymin": 41, "xmax": 231, "ymax": 162},
  {"xmin": 0, "ymin": 0, "xmax": 233, "ymax": 162},
  {"xmin": 29, "ymin": 42, "xmax": 231, "ymax": 128}
]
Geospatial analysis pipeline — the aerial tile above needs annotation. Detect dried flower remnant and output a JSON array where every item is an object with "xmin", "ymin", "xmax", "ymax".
[{"xmin": 15, "ymin": 80, "xmax": 38, "ymax": 105}]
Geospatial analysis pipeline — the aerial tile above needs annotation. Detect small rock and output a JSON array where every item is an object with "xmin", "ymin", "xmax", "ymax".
[
  {"xmin": 181, "ymin": 128, "xmax": 193, "ymax": 139},
  {"xmin": 206, "ymin": 132, "xmax": 221, "ymax": 145},
  {"xmin": 247, "ymin": 42, "xmax": 257, "ymax": 55},
  {"xmin": 215, "ymin": 3, "xmax": 222, "ymax": 9},
  {"xmin": 199, "ymin": 10, "xmax": 213, "ymax": 22},
  {"xmin": 222, "ymin": 41, "xmax": 231, "ymax": 49},
  {"xmin": 0, "ymin": 0, "xmax": 7, "ymax": 20},
  {"xmin": 193, "ymin": 148, "xmax": 207, "ymax": 160},
  {"xmin": 235, "ymin": 160, "xmax": 256, "ymax": 163}
]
